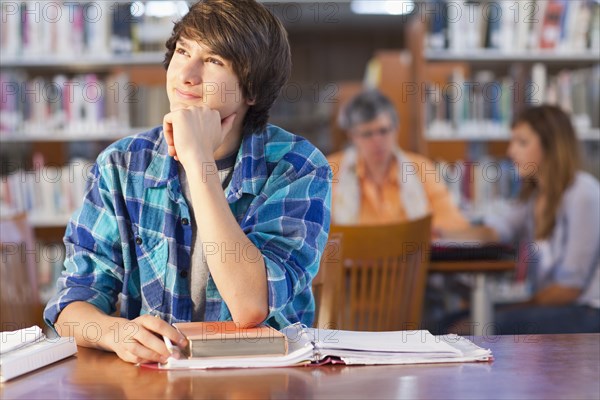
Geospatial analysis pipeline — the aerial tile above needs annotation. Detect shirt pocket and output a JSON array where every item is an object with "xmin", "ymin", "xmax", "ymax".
[{"xmin": 132, "ymin": 223, "xmax": 169, "ymax": 313}]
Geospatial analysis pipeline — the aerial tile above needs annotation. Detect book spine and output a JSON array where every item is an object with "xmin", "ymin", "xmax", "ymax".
[
  {"xmin": 0, "ymin": 1, "xmax": 179, "ymax": 58},
  {"xmin": 2, "ymin": 156, "xmax": 92, "ymax": 220},
  {"xmin": 540, "ymin": 0, "xmax": 565, "ymax": 49},
  {"xmin": 423, "ymin": 0, "xmax": 596, "ymax": 52}
]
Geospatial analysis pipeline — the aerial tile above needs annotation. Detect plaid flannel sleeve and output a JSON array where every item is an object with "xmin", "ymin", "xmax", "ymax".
[
  {"xmin": 240, "ymin": 147, "xmax": 332, "ymax": 325},
  {"xmin": 44, "ymin": 158, "xmax": 125, "ymax": 329}
]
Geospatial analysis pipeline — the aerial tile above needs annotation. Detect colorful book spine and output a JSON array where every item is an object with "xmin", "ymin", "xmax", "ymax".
[
  {"xmin": 425, "ymin": 64, "xmax": 600, "ymax": 139},
  {"xmin": 0, "ymin": 158, "xmax": 92, "ymax": 220},
  {"xmin": 435, "ymin": 156, "xmax": 520, "ymax": 222},
  {"xmin": 0, "ymin": 71, "xmax": 138, "ymax": 136},
  {"xmin": 425, "ymin": 0, "xmax": 597, "ymax": 52}
]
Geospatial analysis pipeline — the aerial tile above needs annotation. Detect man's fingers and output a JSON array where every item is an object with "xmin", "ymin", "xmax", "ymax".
[
  {"xmin": 134, "ymin": 327, "xmax": 171, "ymax": 358},
  {"xmin": 122, "ymin": 342, "xmax": 166, "ymax": 364},
  {"xmin": 163, "ymin": 114, "xmax": 174, "ymax": 146},
  {"xmin": 163, "ymin": 114, "xmax": 179, "ymax": 159},
  {"xmin": 139, "ymin": 315, "xmax": 188, "ymax": 349}
]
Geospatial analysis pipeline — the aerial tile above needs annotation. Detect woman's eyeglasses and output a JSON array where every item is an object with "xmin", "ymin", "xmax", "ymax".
[{"xmin": 352, "ymin": 125, "xmax": 395, "ymax": 139}]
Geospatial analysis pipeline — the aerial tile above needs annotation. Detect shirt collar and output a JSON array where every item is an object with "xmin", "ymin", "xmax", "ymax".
[
  {"xmin": 355, "ymin": 152, "xmax": 399, "ymax": 185},
  {"xmin": 143, "ymin": 127, "xmax": 270, "ymax": 202}
]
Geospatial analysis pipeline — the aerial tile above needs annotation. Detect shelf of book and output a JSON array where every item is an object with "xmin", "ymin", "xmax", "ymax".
[
  {"xmin": 0, "ymin": 52, "xmax": 165, "ymax": 69},
  {"xmin": 0, "ymin": 0, "xmax": 180, "ymax": 315},
  {"xmin": 0, "ymin": 127, "xmax": 154, "ymax": 143},
  {"xmin": 425, "ymin": 128, "xmax": 600, "ymax": 142},
  {"xmin": 404, "ymin": 0, "xmax": 600, "ymax": 164},
  {"xmin": 424, "ymin": 50, "xmax": 600, "ymax": 63},
  {"xmin": 28, "ymin": 213, "xmax": 71, "ymax": 229}
]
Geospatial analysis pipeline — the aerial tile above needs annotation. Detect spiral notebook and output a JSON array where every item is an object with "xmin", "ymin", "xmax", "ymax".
[{"xmin": 156, "ymin": 324, "xmax": 492, "ymax": 370}]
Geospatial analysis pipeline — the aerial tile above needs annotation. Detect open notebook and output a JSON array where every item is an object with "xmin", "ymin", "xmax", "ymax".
[{"xmin": 157, "ymin": 324, "xmax": 492, "ymax": 370}]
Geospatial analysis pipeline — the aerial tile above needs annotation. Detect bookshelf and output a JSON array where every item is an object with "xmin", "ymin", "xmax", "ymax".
[
  {"xmin": 425, "ymin": 128, "xmax": 600, "ymax": 142},
  {"xmin": 354, "ymin": 0, "xmax": 599, "ymax": 220},
  {"xmin": 0, "ymin": 0, "xmax": 177, "ymax": 309},
  {"xmin": 0, "ymin": 128, "xmax": 153, "ymax": 143},
  {"xmin": 427, "ymin": 128, "xmax": 600, "ymax": 142},
  {"xmin": 406, "ymin": 0, "xmax": 600, "ymax": 160},
  {"xmin": 1, "ymin": 52, "xmax": 165, "ymax": 68},
  {"xmin": 410, "ymin": 0, "xmax": 600, "ymax": 302},
  {"xmin": 0, "ymin": 0, "xmax": 173, "ymax": 205},
  {"xmin": 27, "ymin": 214, "xmax": 72, "ymax": 229},
  {"xmin": 424, "ymin": 50, "xmax": 600, "ymax": 63}
]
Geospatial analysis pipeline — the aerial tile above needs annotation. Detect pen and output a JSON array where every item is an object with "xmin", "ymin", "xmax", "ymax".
[
  {"xmin": 154, "ymin": 313, "xmax": 181, "ymax": 360},
  {"xmin": 163, "ymin": 335, "xmax": 176, "ymax": 356}
]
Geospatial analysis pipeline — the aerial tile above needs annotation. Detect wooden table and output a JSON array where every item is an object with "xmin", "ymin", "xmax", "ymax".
[
  {"xmin": 2, "ymin": 334, "xmax": 598, "ymax": 399},
  {"xmin": 430, "ymin": 260, "xmax": 516, "ymax": 336}
]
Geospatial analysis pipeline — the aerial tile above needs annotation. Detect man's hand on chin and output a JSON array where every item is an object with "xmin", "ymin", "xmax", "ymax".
[{"xmin": 162, "ymin": 105, "xmax": 237, "ymax": 166}]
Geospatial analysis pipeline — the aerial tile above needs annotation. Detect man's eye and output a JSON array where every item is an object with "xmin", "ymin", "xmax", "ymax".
[
  {"xmin": 207, "ymin": 57, "xmax": 223, "ymax": 66},
  {"xmin": 175, "ymin": 48, "xmax": 188, "ymax": 56}
]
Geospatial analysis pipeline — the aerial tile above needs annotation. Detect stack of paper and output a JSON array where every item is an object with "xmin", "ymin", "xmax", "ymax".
[{"xmin": 0, "ymin": 326, "xmax": 77, "ymax": 382}]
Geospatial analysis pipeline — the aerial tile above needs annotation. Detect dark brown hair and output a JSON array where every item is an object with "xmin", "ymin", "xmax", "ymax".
[
  {"xmin": 164, "ymin": 0, "xmax": 291, "ymax": 135},
  {"xmin": 512, "ymin": 105, "xmax": 580, "ymax": 239}
]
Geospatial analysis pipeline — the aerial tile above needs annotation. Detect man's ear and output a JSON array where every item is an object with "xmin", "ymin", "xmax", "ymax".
[{"xmin": 246, "ymin": 97, "xmax": 256, "ymax": 106}]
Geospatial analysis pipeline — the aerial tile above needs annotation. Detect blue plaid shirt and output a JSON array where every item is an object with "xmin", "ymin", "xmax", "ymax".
[{"xmin": 44, "ymin": 125, "xmax": 332, "ymax": 330}]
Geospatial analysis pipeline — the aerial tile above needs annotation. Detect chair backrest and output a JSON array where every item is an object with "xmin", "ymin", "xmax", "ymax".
[
  {"xmin": 312, "ymin": 234, "xmax": 342, "ymax": 329},
  {"xmin": 0, "ymin": 213, "xmax": 41, "ymax": 330},
  {"xmin": 329, "ymin": 216, "xmax": 432, "ymax": 331}
]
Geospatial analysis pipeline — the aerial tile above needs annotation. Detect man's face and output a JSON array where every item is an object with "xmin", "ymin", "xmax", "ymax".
[
  {"xmin": 166, "ymin": 37, "xmax": 253, "ymax": 117},
  {"xmin": 349, "ymin": 112, "xmax": 397, "ymax": 164}
]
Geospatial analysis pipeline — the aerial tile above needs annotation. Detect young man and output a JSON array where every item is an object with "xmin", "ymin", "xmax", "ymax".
[
  {"xmin": 44, "ymin": 0, "xmax": 331, "ymax": 364},
  {"xmin": 328, "ymin": 89, "xmax": 468, "ymax": 231}
]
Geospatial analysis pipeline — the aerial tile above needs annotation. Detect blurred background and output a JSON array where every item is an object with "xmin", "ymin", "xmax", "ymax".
[{"xmin": 1, "ymin": 0, "xmax": 599, "ymax": 329}]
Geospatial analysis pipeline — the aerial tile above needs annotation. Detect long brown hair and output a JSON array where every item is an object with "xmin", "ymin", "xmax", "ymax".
[
  {"xmin": 163, "ymin": 0, "xmax": 292, "ymax": 136},
  {"xmin": 512, "ymin": 105, "xmax": 580, "ymax": 239}
]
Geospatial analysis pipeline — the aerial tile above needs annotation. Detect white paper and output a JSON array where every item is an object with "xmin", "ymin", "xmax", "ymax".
[
  {"xmin": 305, "ymin": 328, "xmax": 462, "ymax": 356},
  {"xmin": 0, "ymin": 326, "xmax": 44, "ymax": 355}
]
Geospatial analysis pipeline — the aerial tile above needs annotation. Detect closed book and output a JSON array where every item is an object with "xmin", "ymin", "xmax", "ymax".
[
  {"xmin": 174, "ymin": 321, "xmax": 288, "ymax": 358},
  {"xmin": 0, "ymin": 337, "xmax": 77, "ymax": 382}
]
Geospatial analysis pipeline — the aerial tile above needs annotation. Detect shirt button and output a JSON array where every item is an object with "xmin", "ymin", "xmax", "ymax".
[
  {"xmin": 182, "ymin": 218, "xmax": 189, "ymax": 226},
  {"xmin": 135, "ymin": 236, "xmax": 143, "ymax": 245},
  {"xmin": 179, "ymin": 270, "xmax": 188, "ymax": 279}
]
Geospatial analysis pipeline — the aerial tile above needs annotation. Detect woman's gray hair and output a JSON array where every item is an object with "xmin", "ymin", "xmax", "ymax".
[{"xmin": 337, "ymin": 89, "xmax": 399, "ymax": 131}]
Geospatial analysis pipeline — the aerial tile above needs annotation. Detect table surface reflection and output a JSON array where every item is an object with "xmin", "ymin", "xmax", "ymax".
[{"xmin": 1, "ymin": 333, "xmax": 599, "ymax": 399}]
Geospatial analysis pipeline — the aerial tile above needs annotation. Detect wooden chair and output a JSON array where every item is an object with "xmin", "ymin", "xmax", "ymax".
[
  {"xmin": 312, "ymin": 234, "xmax": 342, "ymax": 329},
  {"xmin": 328, "ymin": 216, "xmax": 432, "ymax": 331},
  {"xmin": 0, "ymin": 213, "xmax": 43, "ymax": 330}
]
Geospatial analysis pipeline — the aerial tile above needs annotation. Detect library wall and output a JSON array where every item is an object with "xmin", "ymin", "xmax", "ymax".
[{"xmin": 1, "ymin": 0, "xmax": 599, "ymax": 325}]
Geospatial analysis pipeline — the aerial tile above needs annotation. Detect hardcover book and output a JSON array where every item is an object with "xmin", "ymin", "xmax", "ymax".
[{"xmin": 173, "ymin": 321, "xmax": 288, "ymax": 358}]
